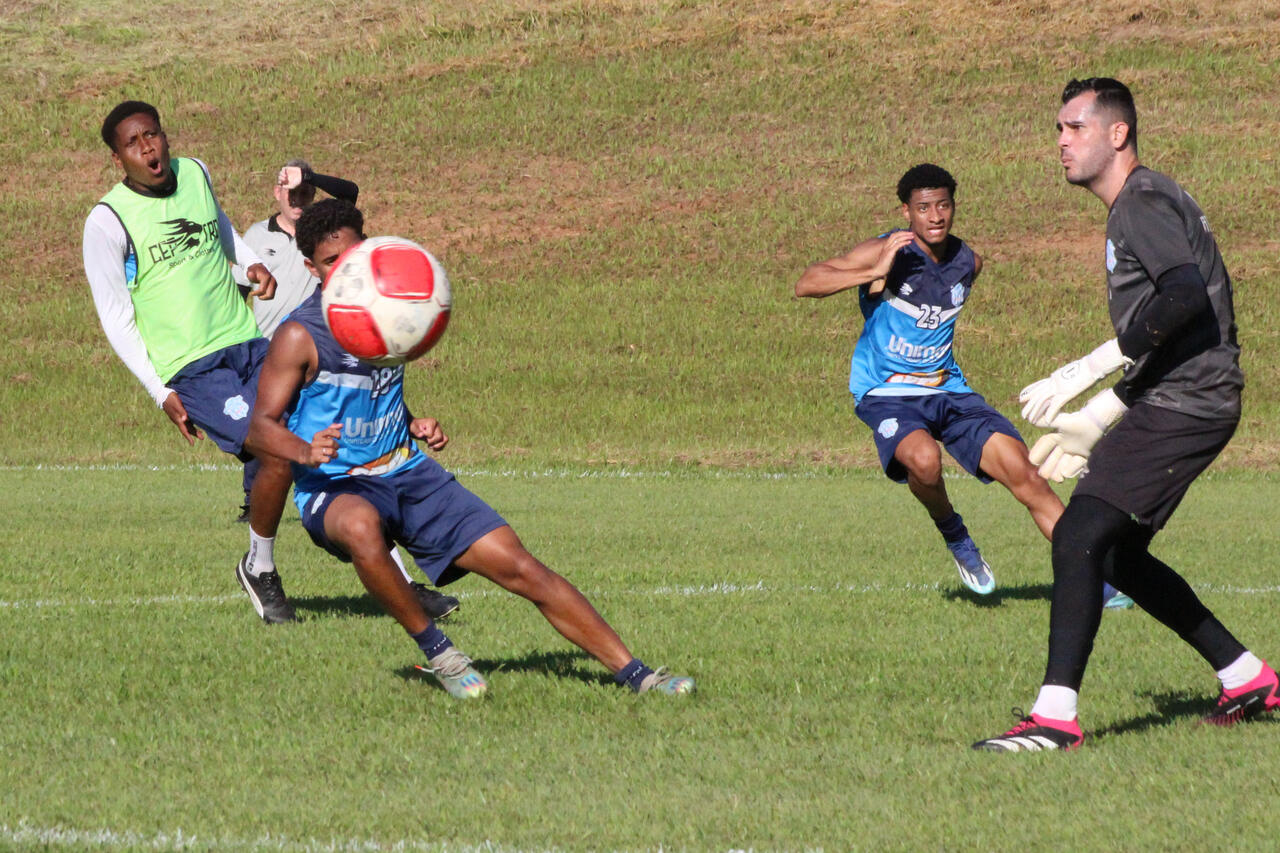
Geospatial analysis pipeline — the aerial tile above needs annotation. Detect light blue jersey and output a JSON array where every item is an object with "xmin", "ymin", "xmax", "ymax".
[
  {"xmin": 285, "ymin": 291, "xmax": 451, "ymax": 513},
  {"xmin": 849, "ymin": 231, "xmax": 977, "ymax": 402}
]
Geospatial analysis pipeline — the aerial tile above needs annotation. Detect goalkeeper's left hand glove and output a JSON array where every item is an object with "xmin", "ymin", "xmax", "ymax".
[
  {"xmin": 1028, "ymin": 388, "xmax": 1127, "ymax": 483},
  {"xmin": 1019, "ymin": 339, "xmax": 1132, "ymax": 427}
]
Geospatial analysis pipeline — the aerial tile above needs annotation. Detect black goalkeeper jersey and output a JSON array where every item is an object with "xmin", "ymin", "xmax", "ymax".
[{"xmin": 1105, "ymin": 166, "xmax": 1243, "ymax": 420}]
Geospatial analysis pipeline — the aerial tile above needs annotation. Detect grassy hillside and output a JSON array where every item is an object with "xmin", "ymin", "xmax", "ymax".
[{"xmin": 4, "ymin": 0, "xmax": 1278, "ymax": 468}]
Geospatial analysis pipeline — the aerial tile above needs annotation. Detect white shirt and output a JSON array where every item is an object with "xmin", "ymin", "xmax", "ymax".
[{"xmin": 236, "ymin": 215, "xmax": 319, "ymax": 337}]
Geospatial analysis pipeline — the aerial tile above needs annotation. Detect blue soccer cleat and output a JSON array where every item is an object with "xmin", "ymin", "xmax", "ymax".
[
  {"xmin": 1102, "ymin": 586, "xmax": 1135, "ymax": 610},
  {"xmin": 948, "ymin": 537, "xmax": 995, "ymax": 595}
]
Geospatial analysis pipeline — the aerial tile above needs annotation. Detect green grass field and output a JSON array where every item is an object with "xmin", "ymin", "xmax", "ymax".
[
  {"xmin": 4, "ymin": 0, "xmax": 1280, "ymax": 850},
  {"xmin": 3, "ymin": 467, "xmax": 1280, "ymax": 850}
]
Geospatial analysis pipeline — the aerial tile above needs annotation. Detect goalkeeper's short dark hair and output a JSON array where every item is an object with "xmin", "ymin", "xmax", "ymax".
[
  {"xmin": 897, "ymin": 163, "xmax": 957, "ymax": 204},
  {"xmin": 296, "ymin": 198, "xmax": 365, "ymax": 261},
  {"xmin": 1062, "ymin": 77, "xmax": 1138, "ymax": 151}
]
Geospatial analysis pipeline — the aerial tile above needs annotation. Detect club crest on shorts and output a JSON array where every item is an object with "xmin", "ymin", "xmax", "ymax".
[
  {"xmin": 878, "ymin": 418, "xmax": 899, "ymax": 439},
  {"xmin": 223, "ymin": 394, "xmax": 249, "ymax": 420},
  {"xmin": 1106, "ymin": 239, "xmax": 1117, "ymax": 272}
]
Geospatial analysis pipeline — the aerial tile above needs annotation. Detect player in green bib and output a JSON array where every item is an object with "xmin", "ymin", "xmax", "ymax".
[
  {"xmin": 83, "ymin": 100, "xmax": 297, "ymax": 624},
  {"xmin": 84, "ymin": 100, "xmax": 461, "ymax": 626}
]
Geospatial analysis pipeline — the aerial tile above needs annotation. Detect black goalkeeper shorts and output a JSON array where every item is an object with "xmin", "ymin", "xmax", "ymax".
[{"xmin": 1072, "ymin": 401, "xmax": 1237, "ymax": 531}]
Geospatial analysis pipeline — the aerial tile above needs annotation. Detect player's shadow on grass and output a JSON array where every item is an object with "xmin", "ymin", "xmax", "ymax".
[
  {"xmin": 1091, "ymin": 691, "xmax": 1216, "ymax": 738},
  {"xmin": 290, "ymin": 594, "xmax": 389, "ymax": 619},
  {"xmin": 394, "ymin": 649, "xmax": 610, "ymax": 688},
  {"xmin": 291, "ymin": 594, "xmax": 476, "ymax": 623},
  {"xmin": 942, "ymin": 583, "xmax": 1053, "ymax": 607}
]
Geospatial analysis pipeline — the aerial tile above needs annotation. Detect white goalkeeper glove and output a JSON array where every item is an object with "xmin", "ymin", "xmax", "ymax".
[
  {"xmin": 1028, "ymin": 388, "xmax": 1127, "ymax": 483},
  {"xmin": 1019, "ymin": 338, "xmax": 1132, "ymax": 427}
]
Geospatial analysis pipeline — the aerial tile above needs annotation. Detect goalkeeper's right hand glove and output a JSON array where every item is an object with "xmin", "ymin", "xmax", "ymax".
[
  {"xmin": 1028, "ymin": 388, "xmax": 1127, "ymax": 483},
  {"xmin": 1019, "ymin": 338, "xmax": 1132, "ymax": 427}
]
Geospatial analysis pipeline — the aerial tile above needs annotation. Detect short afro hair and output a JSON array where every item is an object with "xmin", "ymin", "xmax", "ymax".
[
  {"xmin": 295, "ymin": 198, "xmax": 365, "ymax": 261},
  {"xmin": 1062, "ymin": 77, "xmax": 1138, "ymax": 151},
  {"xmin": 101, "ymin": 100, "xmax": 160, "ymax": 150},
  {"xmin": 896, "ymin": 163, "xmax": 956, "ymax": 204}
]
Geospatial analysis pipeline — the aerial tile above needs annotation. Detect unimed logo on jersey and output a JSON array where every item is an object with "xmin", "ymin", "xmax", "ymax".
[
  {"xmin": 344, "ymin": 408, "xmax": 406, "ymax": 446},
  {"xmin": 149, "ymin": 217, "xmax": 220, "ymax": 266},
  {"xmin": 887, "ymin": 334, "xmax": 951, "ymax": 364}
]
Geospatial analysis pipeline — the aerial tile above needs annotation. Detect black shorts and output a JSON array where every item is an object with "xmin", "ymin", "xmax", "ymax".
[{"xmin": 1073, "ymin": 401, "xmax": 1236, "ymax": 531}]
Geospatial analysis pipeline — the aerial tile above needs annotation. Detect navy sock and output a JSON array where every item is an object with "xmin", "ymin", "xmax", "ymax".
[
  {"xmin": 934, "ymin": 512, "xmax": 969, "ymax": 544},
  {"xmin": 613, "ymin": 657, "xmax": 654, "ymax": 692},
  {"xmin": 411, "ymin": 624, "xmax": 453, "ymax": 660}
]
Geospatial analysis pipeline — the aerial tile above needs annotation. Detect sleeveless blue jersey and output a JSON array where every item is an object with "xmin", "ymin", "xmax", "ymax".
[
  {"xmin": 848, "ymin": 231, "xmax": 976, "ymax": 402},
  {"xmin": 285, "ymin": 291, "xmax": 451, "ymax": 511}
]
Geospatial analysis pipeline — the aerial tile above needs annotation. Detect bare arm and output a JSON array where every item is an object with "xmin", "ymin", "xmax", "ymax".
[
  {"xmin": 794, "ymin": 230, "xmax": 915, "ymax": 298},
  {"xmin": 245, "ymin": 322, "xmax": 339, "ymax": 466}
]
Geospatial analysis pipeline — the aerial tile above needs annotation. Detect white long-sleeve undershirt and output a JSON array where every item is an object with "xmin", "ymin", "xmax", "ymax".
[{"xmin": 82, "ymin": 158, "xmax": 264, "ymax": 406}]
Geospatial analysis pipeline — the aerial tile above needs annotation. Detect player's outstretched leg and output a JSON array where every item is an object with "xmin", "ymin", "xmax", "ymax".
[
  {"xmin": 235, "ymin": 454, "xmax": 298, "ymax": 624},
  {"xmin": 454, "ymin": 526, "xmax": 694, "ymax": 695},
  {"xmin": 323, "ymin": 494, "xmax": 485, "ymax": 698},
  {"xmin": 897, "ymin": 431, "xmax": 994, "ymax": 594}
]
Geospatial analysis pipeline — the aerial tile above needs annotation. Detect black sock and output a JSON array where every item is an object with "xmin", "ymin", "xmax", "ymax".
[
  {"xmin": 613, "ymin": 657, "xmax": 653, "ymax": 691},
  {"xmin": 934, "ymin": 512, "xmax": 968, "ymax": 544},
  {"xmin": 411, "ymin": 624, "xmax": 453, "ymax": 660}
]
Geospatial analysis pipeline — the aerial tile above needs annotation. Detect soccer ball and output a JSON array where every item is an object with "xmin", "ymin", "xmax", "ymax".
[{"xmin": 321, "ymin": 236, "xmax": 452, "ymax": 366}]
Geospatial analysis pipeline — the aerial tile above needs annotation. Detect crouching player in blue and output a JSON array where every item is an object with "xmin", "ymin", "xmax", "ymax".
[
  {"xmin": 796, "ymin": 164, "xmax": 1128, "ymax": 604},
  {"xmin": 245, "ymin": 199, "xmax": 695, "ymax": 698}
]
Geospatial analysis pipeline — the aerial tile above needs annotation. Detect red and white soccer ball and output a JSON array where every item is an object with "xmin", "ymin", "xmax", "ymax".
[{"xmin": 321, "ymin": 236, "xmax": 452, "ymax": 366}]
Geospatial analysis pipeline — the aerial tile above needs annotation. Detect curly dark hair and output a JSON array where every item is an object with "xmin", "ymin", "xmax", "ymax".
[
  {"xmin": 101, "ymin": 100, "xmax": 160, "ymax": 150},
  {"xmin": 896, "ymin": 163, "xmax": 956, "ymax": 204},
  {"xmin": 1062, "ymin": 77, "xmax": 1137, "ymax": 151},
  {"xmin": 295, "ymin": 198, "xmax": 365, "ymax": 260}
]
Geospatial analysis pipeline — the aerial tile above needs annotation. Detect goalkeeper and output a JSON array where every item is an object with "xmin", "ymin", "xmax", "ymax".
[{"xmin": 975, "ymin": 78, "xmax": 1275, "ymax": 752}]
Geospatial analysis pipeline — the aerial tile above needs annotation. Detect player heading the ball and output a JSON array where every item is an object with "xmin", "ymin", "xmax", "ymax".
[{"xmin": 245, "ymin": 199, "xmax": 695, "ymax": 699}]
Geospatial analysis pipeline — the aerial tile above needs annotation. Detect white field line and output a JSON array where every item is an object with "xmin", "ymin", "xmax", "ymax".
[
  {"xmin": 2, "ymin": 580, "xmax": 1277, "ymax": 612},
  {"xmin": 0, "ymin": 821, "xmax": 561, "ymax": 852}
]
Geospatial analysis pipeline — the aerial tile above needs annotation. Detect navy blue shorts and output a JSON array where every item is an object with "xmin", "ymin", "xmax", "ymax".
[
  {"xmin": 167, "ymin": 338, "xmax": 269, "ymax": 460},
  {"xmin": 298, "ymin": 465, "xmax": 507, "ymax": 586},
  {"xmin": 854, "ymin": 392, "xmax": 1022, "ymax": 483}
]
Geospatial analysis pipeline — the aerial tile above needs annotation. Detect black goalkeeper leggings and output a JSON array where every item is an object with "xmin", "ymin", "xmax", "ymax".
[{"xmin": 1044, "ymin": 494, "xmax": 1246, "ymax": 690}]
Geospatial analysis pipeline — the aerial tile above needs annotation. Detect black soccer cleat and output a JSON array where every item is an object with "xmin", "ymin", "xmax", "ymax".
[
  {"xmin": 972, "ymin": 710, "xmax": 1084, "ymax": 752},
  {"xmin": 235, "ymin": 553, "xmax": 298, "ymax": 624},
  {"xmin": 235, "ymin": 502, "xmax": 250, "ymax": 524},
  {"xmin": 1202, "ymin": 662, "xmax": 1280, "ymax": 726},
  {"xmin": 412, "ymin": 582, "xmax": 460, "ymax": 621}
]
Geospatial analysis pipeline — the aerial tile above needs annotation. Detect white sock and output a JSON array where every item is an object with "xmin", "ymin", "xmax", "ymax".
[
  {"xmin": 246, "ymin": 529, "xmax": 276, "ymax": 577},
  {"xmin": 1030, "ymin": 684, "xmax": 1078, "ymax": 722},
  {"xmin": 1217, "ymin": 651, "xmax": 1264, "ymax": 691},
  {"xmin": 388, "ymin": 546, "xmax": 414, "ymax": 583}
]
